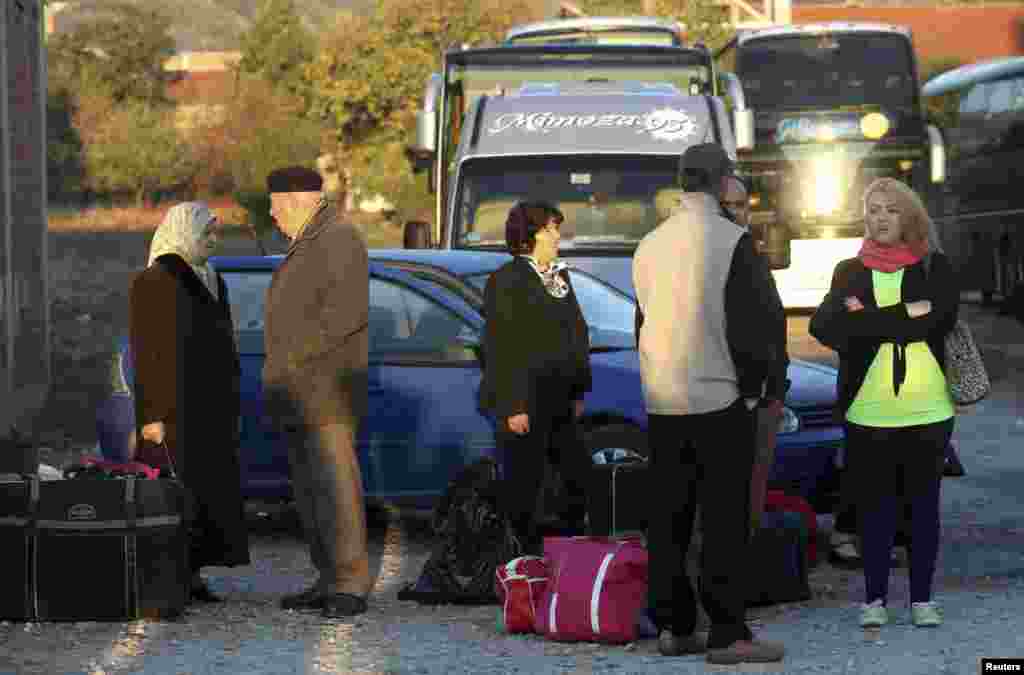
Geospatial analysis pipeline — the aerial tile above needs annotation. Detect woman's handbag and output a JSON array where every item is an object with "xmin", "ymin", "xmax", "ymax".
[
  {"xmin": 923, "ymin": 253, "xmax": 991, "ymax": 406},
  {"xmin": 944, "ymin": 319, "xmax": 991, "ymax": 405}
]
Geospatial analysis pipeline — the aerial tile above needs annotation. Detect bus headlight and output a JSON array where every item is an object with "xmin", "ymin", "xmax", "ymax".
[
  {"xmin": 811, "ymin": 156, "xmax": 841, "ymax": 215},
  {"xmin": 778, "ymin": 406, "xmax": 801, "ymax": 434}
]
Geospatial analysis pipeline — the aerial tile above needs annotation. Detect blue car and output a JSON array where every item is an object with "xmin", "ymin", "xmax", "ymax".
[{"xmin": 96, "ymin": 250, "xmax": 843, "ymax": 511}]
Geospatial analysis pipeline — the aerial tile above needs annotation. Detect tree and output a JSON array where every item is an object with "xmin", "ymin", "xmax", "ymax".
[
  {"xmin": 77, "ymin": 96, "xmax": 196, "ymax": 207},
  {"xmin": 208, "ymin": 77, "xmax": 324, "ymax": 229},
  {"xmin": 47, "ymin": 1, "xmax": 175, "ymax": 105},
  {"xmin": 652, "ymin": 0, "xmax": 732, "ymax": 52},
  {"xmin": 237, "ymin": 0, "xmax": 316, "ymax": 100},
  {"xmin": 47, "ymin": 87, "xmax": 85, "ymax": 200},
  {"xmin": 306, "ymin": 0, "xmax": 540, "ymax": 212}
]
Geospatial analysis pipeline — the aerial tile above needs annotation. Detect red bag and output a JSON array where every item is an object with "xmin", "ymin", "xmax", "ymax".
[
  {"xmin": 764, "ymin": 490, "xmax": 817, "ymax": 565},
  {"xmin": 77, "ymin": 457, "xmax": 161, "ymax": 480},
  {"xmin": 494, "ymin": 556, "xmax": 548, "ymax": 634},
  {"xmin": 535, "ymin": 536, "xmax": 648, "ymax": 644}
]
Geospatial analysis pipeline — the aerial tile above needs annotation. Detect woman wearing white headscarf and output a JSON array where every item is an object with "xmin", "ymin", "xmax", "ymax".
[{"xmin": 130, "ymin": 202, "xmax": 251, "ymax": 602}]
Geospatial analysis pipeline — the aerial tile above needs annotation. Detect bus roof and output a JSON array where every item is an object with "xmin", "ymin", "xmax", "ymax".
[
  {"xmin": 922, "ymin": 56, "xmax": 1024, "ymax": 97},
  {"xmin": 505, "ymin": 16, "xmax": 682, "ymax": 43},
  {"xmin": 459, "ymin": 90, "xmax": 721, "ymax": 159},
  {"xmin": 736, "ymin": 22, "xmax": 910, "ymax": 46},
  {"xmin": 444, "ymin": 43, "xmax": 708, "ymax": 67}
]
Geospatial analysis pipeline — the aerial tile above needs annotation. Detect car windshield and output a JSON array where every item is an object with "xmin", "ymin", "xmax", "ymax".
[
  {"xmin": 737, "ymin": 34, "xmax": 916, "ymax": 110},
  {"xmin": 221, "ymin": 271, "xmax": 273, "ymax": 332},
  {"xmin": 466, "ymin": 269, "xmax": 635, "ymax": 350},
  {"xmin": 454, "ymin": 155, "xmax": 679, "ymax": 250}
]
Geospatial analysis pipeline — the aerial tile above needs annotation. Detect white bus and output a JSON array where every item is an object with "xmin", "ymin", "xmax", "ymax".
[{"xmin": 717, "ymin": 23, "xmax": 947, "ymax": 308}]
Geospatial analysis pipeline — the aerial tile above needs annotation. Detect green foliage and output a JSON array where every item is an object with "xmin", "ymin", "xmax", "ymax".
[
  {"xmin": 219, "ymin": 77, "xmax": 324, "ymax": 195},
  {"xmin": 47, "ymin": 2, "xmax": 176, "ymax": 105},
  {"xmin": 238, "ymin": 0, "xmax": 317, "ymax": 101},
  {"xmin": 653, "ymin": 0, "xmax": 732, "ymax": 52},
  {"xmin": 584, "ymin": 0, "xmax": 644, "ymax": 14},
  {"xmin": 80, "ymin": 99, "xmax": 196, "ymax": 206},
  {"xmin": 233, "ymin": 191, "xmax": 276, "ymax": 232},
  {"xmin": 307, "ymin": 0, "xmax": 540, "ymax": 214},
  {"xmin": 46, "ymin": 88, "xmax": 85, "ymax": 199}
]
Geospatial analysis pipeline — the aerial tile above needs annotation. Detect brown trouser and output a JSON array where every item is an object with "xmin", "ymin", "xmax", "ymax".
[{"xmin": 285, "ymin": 421, "xmax": 371, "ymax": 597}]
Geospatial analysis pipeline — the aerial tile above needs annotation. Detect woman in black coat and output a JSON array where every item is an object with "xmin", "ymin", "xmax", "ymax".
[
  {"xmin": 478, "ymin": 201, "xmax": 593, "ymax": 554},
  {"xmin": 130, "ymin": 202, "xmax": 251, "ymax": 602}
]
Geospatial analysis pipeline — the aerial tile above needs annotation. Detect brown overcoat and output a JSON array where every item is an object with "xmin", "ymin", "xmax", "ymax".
[
  {"xmin": 129, "ymin": 254, "xmax": 251, "ymax": 569},
  {"xmin": 262, "ymin": 202, "xmax": 369, "ymax": 428}
]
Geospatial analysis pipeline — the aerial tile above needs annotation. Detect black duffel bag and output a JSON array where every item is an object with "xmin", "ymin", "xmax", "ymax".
[{"xmin": 0, "ymin": 474, "xmax": 192, "ymax": 621}]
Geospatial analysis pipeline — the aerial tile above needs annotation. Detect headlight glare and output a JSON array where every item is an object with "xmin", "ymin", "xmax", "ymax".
[{"xmin": 778, "ymin": 406, "xmax": 801, "ymax": 434}]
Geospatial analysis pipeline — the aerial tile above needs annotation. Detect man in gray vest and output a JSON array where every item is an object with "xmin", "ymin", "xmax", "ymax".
[{"xmin": 633, "ymin": 144, "xmax": 786, "ymax": 665}]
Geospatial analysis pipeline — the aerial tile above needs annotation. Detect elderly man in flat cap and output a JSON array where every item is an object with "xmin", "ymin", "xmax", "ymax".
[{"xmin": 262, "ymin": 165, "xmax": 371, "ymax": 618}]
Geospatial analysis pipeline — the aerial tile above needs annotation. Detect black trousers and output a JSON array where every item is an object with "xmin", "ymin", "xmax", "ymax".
[
  {"xmin": 847, "ymin": 419, "xmax": 953, "ymax": 605},
  {"xmin": 647, "ymin": 399, "xmax": 755, "ymax": 649},
  {"xmin": 495, "ymin": 402, "xmax": 591, "ymax": 554}
]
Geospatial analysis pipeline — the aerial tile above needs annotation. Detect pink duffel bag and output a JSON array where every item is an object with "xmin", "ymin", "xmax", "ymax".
[
  {"xmin": 535, "ymin": 536, "xmax": 648, "ymax": 644},
  {"xmin": 494, "ymin": 556, "xmax": 549, "ymax": 634}
]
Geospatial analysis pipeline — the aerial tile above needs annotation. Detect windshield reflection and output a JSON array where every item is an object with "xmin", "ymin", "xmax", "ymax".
[{"xmin": 467, "ymin": 269, "xmax": 635, "ymax": 350}]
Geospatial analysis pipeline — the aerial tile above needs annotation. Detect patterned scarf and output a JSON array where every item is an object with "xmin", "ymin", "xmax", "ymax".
[
  {"xmin": 857, "ymin": 238, "xmax": 923, "ymax": 273},
  {"xmin": 148, "ymin": 202, "xmax": 219, "ymax": 300},
  {"xmin": 521, "ymin": 256, "xmax": 570, "ymax": 299}
]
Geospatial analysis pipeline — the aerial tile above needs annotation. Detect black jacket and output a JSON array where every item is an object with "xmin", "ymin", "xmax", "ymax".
[
  {"xmin": 809, "ymin": 253, "xmax": 959, "ymax": 418},
  {"xmin": 634, "ymin": 232, "xmax": 788, "ymax": 400},
  {"xmin": 479, "ymin": 257, "xmax": 592, "ymax": 419}
]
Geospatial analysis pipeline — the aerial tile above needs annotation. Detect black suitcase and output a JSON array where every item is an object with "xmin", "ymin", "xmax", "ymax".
[
  {"xmin": 586, "ymin": 460, "xmax": 649, "ymax": 536},
  {"xmin": 744, "ymin": 510, "xmax": 811, "ymax": 607},
  {"xmin": 0, "ymin": 476, "xmax": 192, "ymax": 621}
]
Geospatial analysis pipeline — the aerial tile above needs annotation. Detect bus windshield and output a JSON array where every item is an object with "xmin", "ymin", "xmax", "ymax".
[
  {"xmin": 453, "ymin": 155, "xmax": 680, "ymax": 249},
  {"xmin": 737, "ymin": 33, "xmax": 916, "ymax": 110},
  {"xmin": 448, "ymin": 52, "xmax": 713, "ymax": 111}
]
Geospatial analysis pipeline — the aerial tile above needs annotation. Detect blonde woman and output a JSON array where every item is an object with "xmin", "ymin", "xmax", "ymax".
[{"xmin": 810, "ymin": 178, "xmax": 958, "ymax": 629}]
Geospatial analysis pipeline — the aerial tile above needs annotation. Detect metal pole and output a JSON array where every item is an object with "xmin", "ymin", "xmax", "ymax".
[
  {"xmin": 1, "ymin": 0, "xmax": 15, "ymax": 403},
  {"xmin": 37, "ymin": 0, "xmax": 51, "ymax": 396}
]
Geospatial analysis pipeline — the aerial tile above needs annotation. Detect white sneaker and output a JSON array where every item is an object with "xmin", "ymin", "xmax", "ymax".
[
  {"xmin": 859, "ymin": 599, "xmax": 888, "ymax": 627},
  {"xmin": 911, "ymin": 601, "xmax": 942, "ymax": 627}
]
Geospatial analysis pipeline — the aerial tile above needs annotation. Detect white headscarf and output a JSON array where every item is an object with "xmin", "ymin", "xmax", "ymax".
[{"xmin": 148, "ymin": 202, "xmax": 219, "ymax": 300}]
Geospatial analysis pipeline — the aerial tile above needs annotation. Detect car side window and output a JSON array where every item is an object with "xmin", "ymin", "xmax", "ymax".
[
  {"xmin": 221, "ymin": 271, "xmax": 273, "ymax": 333},
  {"xmin": 370, "ymin": 277, "xmax": 479, "ymax": 364}
]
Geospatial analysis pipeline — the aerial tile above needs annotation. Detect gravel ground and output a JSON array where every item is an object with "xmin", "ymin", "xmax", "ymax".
[{"xmin": 5, "ymin": 229, "xmax": 1023, "ymax": 673}]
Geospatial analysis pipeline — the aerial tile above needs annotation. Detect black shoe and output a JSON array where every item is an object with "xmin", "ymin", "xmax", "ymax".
[
  {"xmin": 280, "ymin": 586, "xmax": 325, "ymax": 611},
  {"xmin": 658, "ymin": 629, "xmax": 708, "ymax": 656},
  {"xmin": 190, "ymin": 580, "xmax": 224, "ymax": 603},
  {"xmin": 322, "ymin": 592, "xmax": 368, "ymax": 619}
]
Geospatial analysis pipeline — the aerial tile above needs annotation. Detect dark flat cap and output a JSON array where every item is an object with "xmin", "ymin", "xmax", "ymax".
[
  {"xmin": 680, "ymin": 143, "xmax": 734, "ymax": 179},
  {"xmin": 266, "ymin": 166, "xmax": 323, "ymax": 193}
]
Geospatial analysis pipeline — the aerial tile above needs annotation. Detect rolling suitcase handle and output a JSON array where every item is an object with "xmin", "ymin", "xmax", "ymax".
[{"xmin": 25, "ymin": 476, "xmax": 40, "ymax": 621}]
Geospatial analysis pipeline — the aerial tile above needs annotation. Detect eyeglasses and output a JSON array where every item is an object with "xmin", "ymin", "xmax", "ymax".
[{"xmin": 723, "ymin": 199, "xmax": 749, "ymax": 210}]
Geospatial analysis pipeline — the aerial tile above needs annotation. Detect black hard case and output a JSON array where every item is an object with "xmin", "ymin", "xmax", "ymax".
[
  {"xmin": 0, "ymin": 476, "xmax": 191, "ymax": 621},
  {"xmin": 585, "ymin": 461, "xmax": 649, "ymax": 536}
]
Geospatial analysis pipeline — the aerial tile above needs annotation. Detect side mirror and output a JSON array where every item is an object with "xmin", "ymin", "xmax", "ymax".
[
  {"xmin": 733, "ymin": 108, "xmax": 755, "ymax": 152},
  {"xmin": 720, "ymin": 72, "xmax": 755, "ymax": 152},
  {"xmin": 403, "ymin": 220, "xmax": 434, "ymax": 249},
  {"xmin": 759, "ymin": 222, "xmax": 791, "ymax": 270},
  {"xmin": 927, "ymin": 124, "xmax": 946, "ymax": 183}
]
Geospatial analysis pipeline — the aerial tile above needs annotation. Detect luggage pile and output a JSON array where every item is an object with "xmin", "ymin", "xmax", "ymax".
[{"xmin": 0, "ymin": 433, "xmax": 193, "ymax": 622}]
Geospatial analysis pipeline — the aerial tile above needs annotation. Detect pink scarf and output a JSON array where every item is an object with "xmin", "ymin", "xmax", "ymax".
[{"xmin": 858, "ymin": 238, "xmax": 924, "ymax": 273}]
